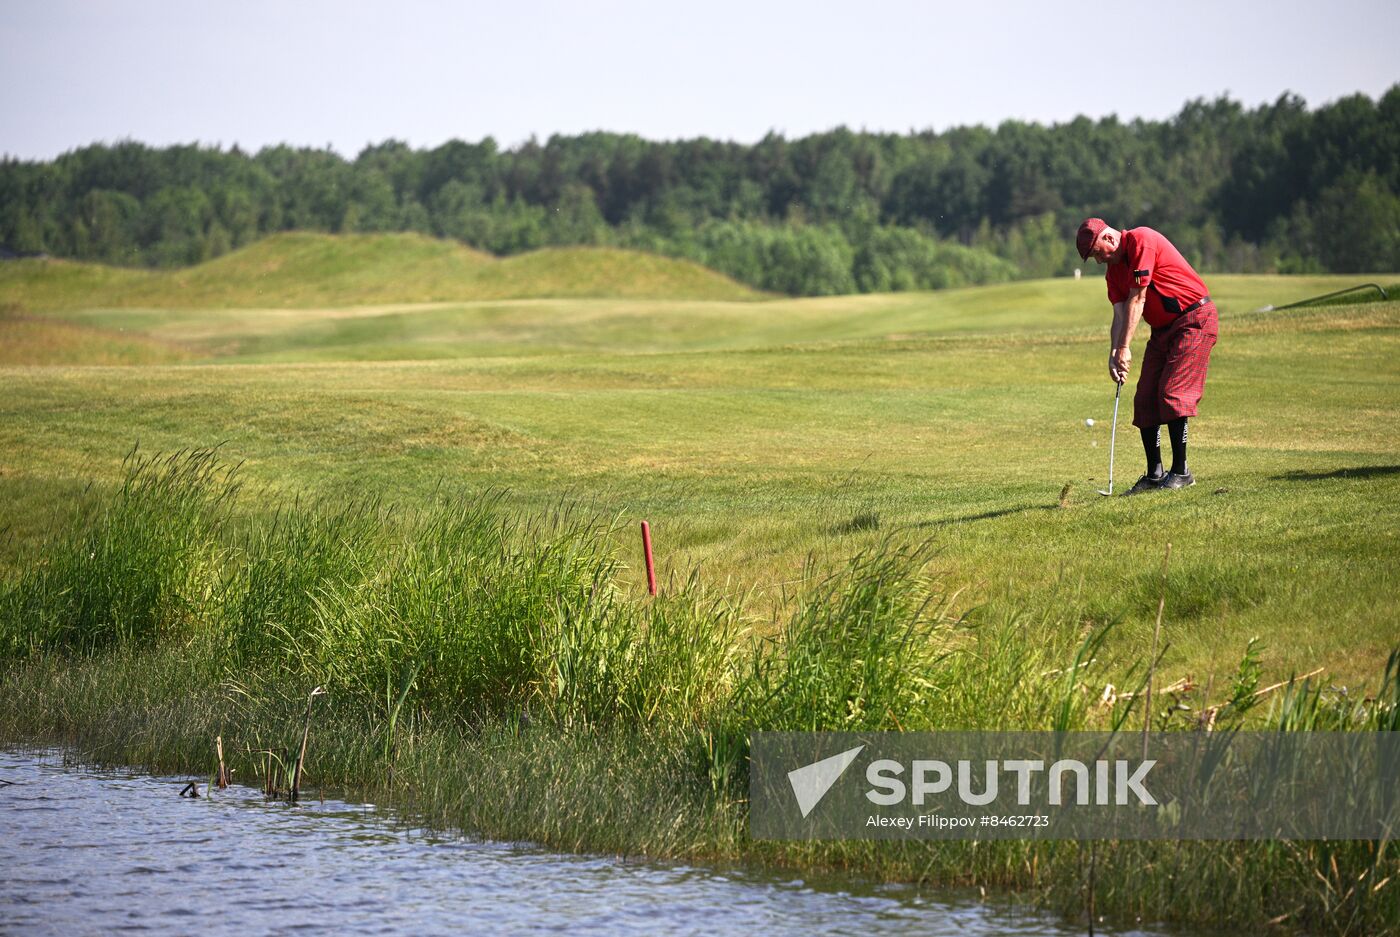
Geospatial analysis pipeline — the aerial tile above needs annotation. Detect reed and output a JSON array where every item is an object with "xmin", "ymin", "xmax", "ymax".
[{"xmin": 0, "ymin": 445, "xmax": 237, "ymax": 658}]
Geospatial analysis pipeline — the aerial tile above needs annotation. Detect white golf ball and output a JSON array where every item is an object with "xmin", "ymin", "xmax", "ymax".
[{"xmin": 1085, "ymin": 418, "xmax": 1095, "ymax": 427}]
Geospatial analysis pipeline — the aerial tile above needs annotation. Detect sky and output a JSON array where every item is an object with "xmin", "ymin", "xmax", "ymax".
[{"xmin": 2, "ymin": 0, "xmax": 1397, "ymax": 160}]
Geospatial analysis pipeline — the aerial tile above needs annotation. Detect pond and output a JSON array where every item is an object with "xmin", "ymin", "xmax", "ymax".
[{"xmin": 0, "ymin": 749, "xmax": 1174, "ymax": 935}]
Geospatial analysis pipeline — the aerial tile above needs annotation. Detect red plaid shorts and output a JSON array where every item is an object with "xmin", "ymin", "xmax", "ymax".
[{"xmin": 1133, "ymin": 302, "xmax": 1218, "ymax": 428}]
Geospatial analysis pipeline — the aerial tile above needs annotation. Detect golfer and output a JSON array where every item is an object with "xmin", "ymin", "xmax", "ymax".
[{"xmin": 1077, "ymin": 218, "xmax": 1218, "ymax": 494}]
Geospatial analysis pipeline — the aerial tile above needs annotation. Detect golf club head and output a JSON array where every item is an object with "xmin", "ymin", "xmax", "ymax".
[{"xmin": 1096, "ymin": 486, "xmax": 1113, "ymax": 497}]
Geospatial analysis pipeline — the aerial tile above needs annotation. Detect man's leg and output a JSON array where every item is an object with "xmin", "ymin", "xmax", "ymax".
[
  {"xmin": 1140, "ymin": 425, "xmax": 1165, "ymax": 478},
  {"xmin": 1167, "ymin": 417, "xmax": 1188, "ymax": 476},
  {"xmin": 1126, "ymin": 333, "xmax": 1169, "ymax": 494},
  {"xmin": 1158, "ymin": 309, "xmax": 1216, "ymax": 489}
]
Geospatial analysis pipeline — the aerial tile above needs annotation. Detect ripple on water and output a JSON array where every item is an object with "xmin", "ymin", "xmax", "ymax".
[{"xmin": 0, "ymin": 749, "xmax": 1178, "ymax": 937}]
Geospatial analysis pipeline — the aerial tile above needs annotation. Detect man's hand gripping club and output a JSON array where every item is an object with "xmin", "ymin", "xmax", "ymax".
[{"xmin": 1109, "ymin": 346, "xmax": 1131, "ymax": 384}]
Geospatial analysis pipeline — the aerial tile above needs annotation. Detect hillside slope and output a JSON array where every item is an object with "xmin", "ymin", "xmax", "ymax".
[{"xmin": 0, "ymin": 232, "xmax": 762, "ymax": 310}]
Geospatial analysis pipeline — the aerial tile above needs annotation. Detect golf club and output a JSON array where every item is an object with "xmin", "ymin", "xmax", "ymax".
[{"xmin": 1098, "ymin": 381, "xmax": 1122, "ymax": 496}]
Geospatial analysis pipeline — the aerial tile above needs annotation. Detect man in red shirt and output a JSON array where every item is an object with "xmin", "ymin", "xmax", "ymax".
[{"xmin": 1077, "ymin": 218, "xmax": 1218, "ymax": 494}]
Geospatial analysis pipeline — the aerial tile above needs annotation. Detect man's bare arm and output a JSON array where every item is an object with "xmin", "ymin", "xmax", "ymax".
[{"xmin": 1109, "ymin": 286, "xmax": 1148, "ymax": 382}]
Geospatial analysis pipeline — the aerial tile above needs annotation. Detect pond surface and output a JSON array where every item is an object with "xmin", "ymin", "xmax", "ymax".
[{"xmin": 0, "ymin": 749, "xmax": 1172, "ymax": 935}]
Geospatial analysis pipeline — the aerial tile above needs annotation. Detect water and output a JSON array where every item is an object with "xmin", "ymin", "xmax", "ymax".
[{"xmin": 0, "ymin": 750, "xmax": 1168, "ymax": 936}]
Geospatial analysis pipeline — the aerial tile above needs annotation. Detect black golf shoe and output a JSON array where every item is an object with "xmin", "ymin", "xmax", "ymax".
[
  {"xmin": 1123, "ymin": 472, "xmax": 1167, "ymax": 496},
  {"xmin": 1160, "ymin": 471, "xmax": 1195, "ymax": 490}
]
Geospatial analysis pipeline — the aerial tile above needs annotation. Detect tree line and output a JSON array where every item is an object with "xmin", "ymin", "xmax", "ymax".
[{"xmin": 2, "ymin": 87, "xmax": 1396, "ymax": 295}]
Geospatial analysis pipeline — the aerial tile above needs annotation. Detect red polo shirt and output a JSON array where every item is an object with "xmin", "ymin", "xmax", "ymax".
[{"xmin": 1106, "ymin": 227, "xmax": 1210, "ymax": 328}]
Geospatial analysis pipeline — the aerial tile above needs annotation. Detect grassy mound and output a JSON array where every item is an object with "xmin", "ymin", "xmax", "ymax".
[
  {"xmin": 0, "ymin": 232, "xmax": 761, "ymax": 311},
  {"xmin": 156, "ymin": 232, "xmax": 496, "ymax": 307},
  {"xmin": 478, "ymin": 246, "xmax": 769, "ymax": 301}
]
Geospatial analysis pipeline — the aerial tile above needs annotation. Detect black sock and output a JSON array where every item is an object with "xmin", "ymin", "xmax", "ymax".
[
  {"xmin": 1168, "ymin": 417, "xmax": 1189, "ymax": 475},
  {"xmin": 1141, "ymin": 426, "xmax": 1164, "ymax": 478}
]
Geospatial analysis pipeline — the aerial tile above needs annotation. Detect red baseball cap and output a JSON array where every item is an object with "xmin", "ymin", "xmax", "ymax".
[{"xmin": 1076, "ymin": 217, "xmax": 1107, "ymax": 260}]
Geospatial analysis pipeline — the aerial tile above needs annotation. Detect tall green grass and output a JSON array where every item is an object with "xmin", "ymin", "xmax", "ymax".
[
  {"xmin": 0, "ymin": 446, "xmax": 237, "ymax": 657},
  {"xmin": 1, "ymin": 449, "xmax": 1396, "ymax": 935}
]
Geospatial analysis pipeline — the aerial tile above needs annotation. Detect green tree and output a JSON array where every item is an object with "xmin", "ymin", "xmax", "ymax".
[
  {"xmin": 342, "ymin": 169, "xmax": 397, "ymax": 232},
  {"xmin": 1310, "ymin": 171, "xmax": 1400, "ymax": 272},
  {"xmin": 544, "ymin": 184, "xmax": 607, "ymax": 245},
  {"xmin": 976, "ymin": 213, "xmax": 1072, "ymax": 279},
  {"xmin": 141, "ymin": 186, "xmax": 214, "ymax": 266},
  {"xmin": 77, "ymin": 189, "xmax": 141, "ymax": 262},
  {"xmin": 398, "ymin": 197, "xmax": 432, "ymax": 234},
  {"xmin": 2, "ymin": 87, "xmax": 1397, "ymax": 281}
]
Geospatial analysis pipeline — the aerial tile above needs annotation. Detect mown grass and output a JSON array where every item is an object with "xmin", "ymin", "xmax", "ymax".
[
  {"xmin": 0, "ymin": 303, "xmax": 194, "ymax": 366},
  {"xmin": 2, "ymin": 282, "xmax": 1396, "ymax": 684},
  {"xmin": 2, "ymin": 244, "xmax": 1398, "ymax": 930},
  {"xmin": 8, "ymin": 262, "xmax": 1387, "ymax": 362},
  {"xmin": 0, "ymin": 450, "xmax": 1395, "ymax": 935}
]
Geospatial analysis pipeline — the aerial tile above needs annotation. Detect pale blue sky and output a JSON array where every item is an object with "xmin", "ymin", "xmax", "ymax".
[{"xmin": 3, "ymin": 0, "xmax": 1397, "ymax": 159}]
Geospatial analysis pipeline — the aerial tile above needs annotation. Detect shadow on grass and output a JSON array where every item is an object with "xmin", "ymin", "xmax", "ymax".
[
  {"xmin": 1274, "ymin": 465, "xmax": 1400, "ymax": 482},
  {"xmin": 902, "ymin": 504, "xmax": 1057, "ymax": 529},
  {"xmin": 829, "ymin": 512, "xmax": 882, "ymax": 535}
]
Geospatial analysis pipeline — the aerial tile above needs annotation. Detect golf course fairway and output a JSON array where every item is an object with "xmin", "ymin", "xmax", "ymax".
[
  {"xmin": 3, "ymin": 240, "xmax": 1395, "ymax": 683},
  {"xmin": 2, "ymin": 235, "xmax": 1397, "ymax": 934}
]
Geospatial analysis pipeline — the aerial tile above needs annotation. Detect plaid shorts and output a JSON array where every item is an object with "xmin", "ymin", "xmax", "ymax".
[{"xmin": 1133, "ymin": 302, "xmax": 1218, "ymax": 428}]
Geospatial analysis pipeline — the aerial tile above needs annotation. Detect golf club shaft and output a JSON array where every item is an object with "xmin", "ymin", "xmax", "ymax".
[{"xmin": 1107, "ymin": 382, "xmax": 1121, "ymax": 493}]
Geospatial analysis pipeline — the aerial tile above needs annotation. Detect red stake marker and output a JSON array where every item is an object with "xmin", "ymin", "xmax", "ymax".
[{"xmin": 640, "ymin": 521, "xmax": 657, "ymax": 596}]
